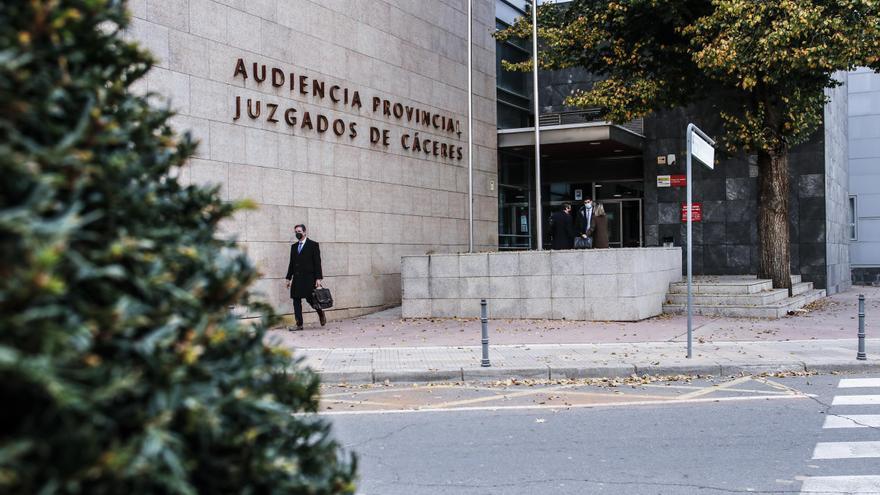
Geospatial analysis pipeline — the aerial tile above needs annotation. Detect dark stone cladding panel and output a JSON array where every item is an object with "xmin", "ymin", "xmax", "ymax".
[
  {"xmin": 701, "ymin": 201, "xmax": 726, "ymax": 223},
  {"xmin": 703, "ymin": 222, "xmax": 725, "ymax": 245},
  {"xmin": 726, "ymin": 222, "xmax": 756, "ymax": 245},
  {"xmin": 657, "ymin": 186, "xmax": 680, "ymax": 203},
  {"xmin": 723, "ymin": 159, "xmax": 750, "ymax": 178},
  {"xmin": 725, "ymin": 178, "xmax": 752, "ymax": 200},
  {"xmin": 798, "ymin": 197, "xmax": 827, "ymax": 243},
  {"xmin": 788, "ymin": 242, "xmax": 800, "ymax": 273},
  {"xmin": 800, "ymin": 264, "xmax": 827, "ymax": 290},
  {"xmin": 801, "ymin": 225, "xmax": 826, "ymax": 245},
  {"xmin": 658, "ymin": 202, "xmax": 680, "ymax": 224},
  {"xmin": 724, "ymin": 200, "xmax": 751, "ymax": 223},
  {"xmin": 645, "ymin": 223, "xmax": 659, "ymax": 246},
  {"xmin": 644, "ymin": 202, "xmax": 659, "ymax": 225},
  {"xmin": 727, "ymin": 245, "xmax": 753, "ymax": 273},
  {"xmin": 798, "ymin": 174, "xmax": 825, "ymax": 198},
  {"xmin": 697, "ymin": 178, "xmax": 726, "ymax": 201},
  {"xmin": 800, "ymin": 242, "xmax": 826, "ymax": 268},
  {"xmin": 749, "ymin": 244, "xmax": 762, "ymax": 274},
  {"xmin": 640, "ymin": 99, "xmax": 829, "ymax": 288},
  {"xmin": 689, "ymin": 244, "xmax": 705, "ymax": 273},
  {"xmin": 702, "ymin": 243, "xmax": 728, "ymax": 274},
  {"xmin": 679, "ymin": 222, "xmax": 703, "ymax": 245}
]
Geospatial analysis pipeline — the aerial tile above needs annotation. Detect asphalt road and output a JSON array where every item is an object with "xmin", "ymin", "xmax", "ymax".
[{"xmin": 321, "ymin": 373, "xmax": 880, "ymax": 494}]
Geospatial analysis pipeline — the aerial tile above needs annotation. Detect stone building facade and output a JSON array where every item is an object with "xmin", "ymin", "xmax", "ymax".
[{"xmin": 128, "ymin": 0, "xmax": 499, "ymax": 319}]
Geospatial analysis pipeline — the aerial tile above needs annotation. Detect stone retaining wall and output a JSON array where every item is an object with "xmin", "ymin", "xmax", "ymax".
[{"xmin": 401, "ymin": 248, "xmax": 682, "ymax": 321}]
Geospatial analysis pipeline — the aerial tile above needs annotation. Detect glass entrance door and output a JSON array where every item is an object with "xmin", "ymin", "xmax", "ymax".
[
  {"xmin": 498, "ymin": 186, "xmax": 531, "ymax": 250},
  {"xmin": 600, "ymin": 199, "xmax": 642, "ymax": 248},
  {"xmin": 604, "ymin": 202, "xmax": 622, "ymax": 247}
]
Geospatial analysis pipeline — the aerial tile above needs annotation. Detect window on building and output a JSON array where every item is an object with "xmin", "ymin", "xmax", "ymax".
[
  {"xmin": 849, "ymin": 195, "xmax": 858, "ymax": 240},
  {"xmin": 496, "ymin": 2, "xmax": 533, "ymax": 129}
]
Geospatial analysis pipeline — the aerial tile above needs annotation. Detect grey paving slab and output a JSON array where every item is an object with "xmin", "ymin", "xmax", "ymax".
[{"xmin": 290, "ymin": 339, "xmax": 880, "ymax": 384}]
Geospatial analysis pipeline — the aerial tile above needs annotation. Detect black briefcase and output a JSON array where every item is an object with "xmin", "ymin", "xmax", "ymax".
[
  {"xmin": 574, "ymin": 236, "xmax": 592, "ymax": 249},
  {"xmin": 312, "ymin": 287, "xmax": 333, "ymax": 309}
]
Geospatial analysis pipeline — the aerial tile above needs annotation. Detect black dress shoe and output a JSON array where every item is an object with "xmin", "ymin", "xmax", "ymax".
[{"xmin": 318, "ymin": 310, "xmax": 327, "ymax": 326}]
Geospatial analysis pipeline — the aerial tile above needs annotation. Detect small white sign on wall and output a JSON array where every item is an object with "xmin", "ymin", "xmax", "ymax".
[{"xmin": 574, "ymin": 189, "xmax": 583, "ymax": 200}]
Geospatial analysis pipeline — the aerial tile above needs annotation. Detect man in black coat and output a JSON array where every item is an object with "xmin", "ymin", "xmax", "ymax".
[
  {"xmin": 285, "ymin": 224, "xmax": 325, "ymax": 330},
  {"xmin": 550, "ymin": 203, "xmax": 575, "ymax": 250}
]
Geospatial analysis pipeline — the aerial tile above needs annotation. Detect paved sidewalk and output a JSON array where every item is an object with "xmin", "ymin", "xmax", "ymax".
[{"xmin": 268, "ymin": 286, "xmax": 880, "ymax": 383}]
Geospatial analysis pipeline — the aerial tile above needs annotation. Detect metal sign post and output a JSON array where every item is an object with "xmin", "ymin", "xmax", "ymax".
[{"xmin": 686, "ymin": 123, "xmax": 715, "ymax": 358}]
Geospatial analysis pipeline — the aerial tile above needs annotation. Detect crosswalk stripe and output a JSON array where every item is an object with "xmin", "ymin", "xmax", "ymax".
[
  {"xmin": 838, "ymin": 378, "xmax": 880, "ymax": 388},
  {"xmin": 831, "ymin": 395, "xmax": 880, "ymax": 405},
  {"xmin": 813, "ymin": 441, "xmax": 880, "ymax": 459},
  {"xmin": 800, "ymin": 475, "xmax": 880, "ymax": 494},
  {"xmin": 823, "ymin": 415, "xmax": 880, "ymax": 429}
]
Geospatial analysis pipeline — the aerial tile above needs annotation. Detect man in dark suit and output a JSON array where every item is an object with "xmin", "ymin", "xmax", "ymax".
[
  {"xmin": 550, "ymin": 203, "xmax": 575, "ymax": 250},
  {"xmin": 576, "ymin": 197, "xmax": 594, "ymax": 247},
  {"xmin": 285, "ymin": 224, "xmax": 325, "ymax": 330}
]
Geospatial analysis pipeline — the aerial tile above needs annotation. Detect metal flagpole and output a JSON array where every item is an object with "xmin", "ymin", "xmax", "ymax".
[
  {"xmin": 467, "ymin": 0, "xmax": 474, "ymax": 253},
  {"xmin": 531, "ymin": 0, "xmax": 543, "ymax": 250}
]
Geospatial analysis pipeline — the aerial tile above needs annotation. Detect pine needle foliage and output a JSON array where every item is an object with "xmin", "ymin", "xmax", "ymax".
[{"xmin": 0, "ymin": 1, "xmax": 355, "ymax": 493}]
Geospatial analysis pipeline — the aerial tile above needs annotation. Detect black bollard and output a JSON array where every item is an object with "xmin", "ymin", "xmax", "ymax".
[
  {"xmin": 857, "ymin": 294, "xmax": 866, "ymax": 361},
  {"xmin": 480, "ymin": 299, "xmax": 490, "ymax": 367}
]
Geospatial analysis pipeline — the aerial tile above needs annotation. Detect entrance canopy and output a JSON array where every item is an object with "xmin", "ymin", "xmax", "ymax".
[
  {"xmin": 496, "ymin": 122, "xmax": 646, "ymax": 250},
  {"xmin": 498, "ymin": 122, "xmax": 644, "ymax": 155}
]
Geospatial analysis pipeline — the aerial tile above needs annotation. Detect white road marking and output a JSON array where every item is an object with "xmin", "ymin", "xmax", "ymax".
[
  {"xmin": 823, "ymin": 415, "xmax": 880, "ymax": 429},
  {"xmin": 812, "ymin": 441, "xmax": 880, "ymax": 459},
  {"xmin": 799, "ymin": 475, "xmax": 880, "ymax": 494},
  {"xmin": 312, "ymin": 392, "xmax": 809, "ymax": 416},
  {"xmin": 838, "ymin": 378, "xmax": 880, "ymax": 388},
  {"xmin": 831, "ymin": 395, "xmax": 880, "ymax": 406}
]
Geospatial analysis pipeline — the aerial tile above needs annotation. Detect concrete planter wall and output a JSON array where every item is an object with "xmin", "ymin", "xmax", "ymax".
[{"xmin": 401, "ymin": 247, "xmax": 682, "ymax": 321}]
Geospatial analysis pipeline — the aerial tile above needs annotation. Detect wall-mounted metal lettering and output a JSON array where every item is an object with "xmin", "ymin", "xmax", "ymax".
[{"xmin": 230, "ymin": 58, "xmax": 464, "ymax": 162}]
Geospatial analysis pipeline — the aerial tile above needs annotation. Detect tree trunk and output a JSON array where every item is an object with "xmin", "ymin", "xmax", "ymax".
[{"xmin": 756, "ymin": 149, "xmax": 793, "ymax": 294}]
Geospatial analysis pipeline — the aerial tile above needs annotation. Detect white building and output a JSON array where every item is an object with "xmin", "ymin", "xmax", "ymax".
[{"xmin": 848, "ymin": 67, "xmax": 880, "ymax": 285}]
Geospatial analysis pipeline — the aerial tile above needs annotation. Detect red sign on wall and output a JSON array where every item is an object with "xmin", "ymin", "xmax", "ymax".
[
  {"xmin": 671, "ymin": 175, "xmax": 687, "ymax": 187},
  {"xmin": 681, "ymin": 203, "xmax": 702, "ymax": 222}
]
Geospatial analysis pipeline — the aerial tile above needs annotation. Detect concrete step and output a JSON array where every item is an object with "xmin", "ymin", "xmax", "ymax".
[
  {"xmin": 662, "ymin": 289, "xmax": 826, "ymax": 318},
  {"xmin": 791, "ymin": 281, "xmax": 812, "ymax": 297},
  {"xmin": 666, "ymin": 288, "xmax": 790, "ymax": 306},
  {"xmin": 666, "ymin": 282, "xmax": 813, "ymax": 306},
  {"xmin": 668, "ymin": 275, "xmax": 806, "ymax": 295},
  {"xmin": 668, "ymin": 277, "xmax": 771, "ymax": 295}
]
